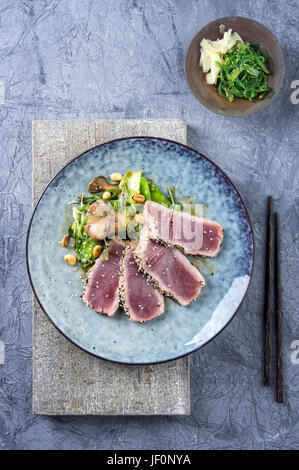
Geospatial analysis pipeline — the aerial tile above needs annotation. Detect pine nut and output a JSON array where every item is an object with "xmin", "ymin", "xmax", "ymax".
[
  {"xmin": 93, "ymin": 245, "xmax": 102, "ymax": 258},
  {"xmin": 109, "ymin": 172, "xmax": 122, "ymax": 182},
  {"xmin": 60, "ymin": 235, "xmax": 69, "ymax": 248},
  {"xmin": 64, "ymin": 253, "xmax": 76, "ymax": 265},
  {"xmin": 102, "ymin": 191, "xmax": 111, "ymax": 200},
  {"xmin": 133, "ymin": 193, "xmax": 145, "ymax": 203}
]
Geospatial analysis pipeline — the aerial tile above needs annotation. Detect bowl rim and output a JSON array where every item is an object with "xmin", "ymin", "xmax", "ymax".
[
  {"xmin": 185, "ymin": 16, "xmax": 285, "ymax": 116},
  {"xmin": 26, "ymin": 136, "xmax": 255, "ymax": 365}
]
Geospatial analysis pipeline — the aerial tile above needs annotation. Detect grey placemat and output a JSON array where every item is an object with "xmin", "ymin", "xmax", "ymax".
[{"xmin": 32, "ymin": 119, "xmax": 190, "ymax": 415}]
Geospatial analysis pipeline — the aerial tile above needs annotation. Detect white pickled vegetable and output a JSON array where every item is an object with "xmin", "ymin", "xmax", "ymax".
[{"xmin": 199, "ymin": 28, "xmax": 243, "ymax": 85}]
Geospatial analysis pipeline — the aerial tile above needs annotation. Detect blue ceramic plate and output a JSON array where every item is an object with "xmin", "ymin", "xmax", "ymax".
[{"xmin": 27, "ymin": 137, "xmax": 254, "ymax": 364}]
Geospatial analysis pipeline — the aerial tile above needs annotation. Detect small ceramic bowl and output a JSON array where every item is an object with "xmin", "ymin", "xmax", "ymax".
[{"xmin": 185, "ymin": 16, "xmax": 284, "ymax": 116}]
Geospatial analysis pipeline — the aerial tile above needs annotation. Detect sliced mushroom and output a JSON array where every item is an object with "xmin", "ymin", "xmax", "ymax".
[
  {"xmin": 87, "ymin": 176, "xmax": 116, "ymax": 193},
  {"xmin": 84, "ymin": 200, "xmax": 114, "ymax": 240},
  {"xmin": 85, "ymin": 213, "xmax": 102, "ymax": 225},
  {"xmin": 84, "ymin": 217, "xmax": 112, "ymax": 240},
  {"xmin": 87, "ymin": 199, "xmax": 112, "ymax": 217},
  {"xmin": 84, "ymin": 199, "xmax": 130, "ymax": 240}
]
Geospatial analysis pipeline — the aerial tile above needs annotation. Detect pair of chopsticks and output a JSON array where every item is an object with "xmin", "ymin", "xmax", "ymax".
[{"xmin": 263, "ymin": 196, "xmax": 283, "ymax": 403}]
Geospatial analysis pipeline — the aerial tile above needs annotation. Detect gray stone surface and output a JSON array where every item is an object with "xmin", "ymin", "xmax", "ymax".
[
  {"xmin": 32, "ymin": 118, "xmax": 190, "ymax": 416},
  {"xmin": 0, "ymin": 0, "xmax": 298, "ymax": 449}
]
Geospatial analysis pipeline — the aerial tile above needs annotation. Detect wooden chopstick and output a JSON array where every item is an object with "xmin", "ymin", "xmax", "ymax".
[
  {"xmin": 275, "ymin": 212, "xmax": 283, "ymax": 403},
  {"xmin": 264, "ymin": 196, "xmax": 273, "ymax": 387}
]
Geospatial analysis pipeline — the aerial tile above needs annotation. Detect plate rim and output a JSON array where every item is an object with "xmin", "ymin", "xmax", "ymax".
[{"xmin": 26, "ymin": 136, "xmax": 255, "ymax": 365}]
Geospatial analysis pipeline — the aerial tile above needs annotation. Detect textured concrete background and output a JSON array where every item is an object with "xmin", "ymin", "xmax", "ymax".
[{"xmin": 0, "ymin": 0, "xmax": 298, "ymax": 450}]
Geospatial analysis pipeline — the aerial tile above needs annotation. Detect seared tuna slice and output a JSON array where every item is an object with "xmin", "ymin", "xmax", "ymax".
[
  {"xmin": 82, "ymin": 239, "xmax": 125, "ymax": 316},
  {"xmin": 120, "ymin": 247, "xmax": 164, "ymax": 322},
  {"xmin": 143, "ymin": 200, "xmax": 223, "ymax": 257},
  {"xmin": 135, "ymin": 233, "xmax": 205, "ymax": 306}
]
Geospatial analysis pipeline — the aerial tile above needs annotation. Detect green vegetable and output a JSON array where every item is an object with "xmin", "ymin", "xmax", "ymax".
[
  {"xmin": 140, "ymin": 177, "xmax": 151, "ymax": 200},
  {"xmin": 166, "ymin": 184, "xmax": 183, "ymax": 211},
  {"xmin": 148, "ymin": 180, "xmax": 171, "ymax": 207},
  {"xmin": 216, "ymin": 41, "xmax": 271, "ymax": 102},
  {"xmin": 125, "ymin": 205, "xmax": 136, "ymax": 217},
  {"xmin": 103, "ymin": 239, "xmax": 109, "ymax": 261},
  {"xmin": 172, "ymin": 204, "xmax": 183, "ymax": 211},
  {"xmin": 70, "ymin": 190, "xmax": 120, "ymax": 213},
  {"xmin": 119, "ymin": 170, "xmax": 142, "ymax": 207},
  {"xmin": 119, "ymin": 170, "xmax": 142, "ymax": 196},
  {"xmin": 103, "ymin": 248, "xmax": 109, "ymax": 261},
  {"xmin": 76, "ymin": 237, "xmax": 99, "ymax": 269},
  {"xmin": 68, "ymin": 196, "xmax": 100, "ymax": 269},
  {"xmin": 117, "ymin": 191, "xmax": 129, "ymax": 212},
  {"xmin": 112, "ymin": 200, "xmax": 119, "ymax": 212}
]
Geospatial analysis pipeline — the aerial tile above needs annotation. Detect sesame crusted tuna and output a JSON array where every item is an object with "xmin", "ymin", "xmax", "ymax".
[
  {"xmin": 119, "ymin": 247, "xmax": 164, "ymax": 322},
  {"xmin": 82, "ymin": 239, "xmax": 125, "ymax": 316},
  {"xmin": 143, "ymin": 200, "xmax": 223, "ymax": 257},
  {"xmin": 135, "ymin": 230, "xmax": 205, "ymax": 306}
]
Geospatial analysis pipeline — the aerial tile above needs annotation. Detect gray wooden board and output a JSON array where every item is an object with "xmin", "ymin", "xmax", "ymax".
[{"xmin": 32, "ymin": 119, "xmax": 190, "ymax": 415}]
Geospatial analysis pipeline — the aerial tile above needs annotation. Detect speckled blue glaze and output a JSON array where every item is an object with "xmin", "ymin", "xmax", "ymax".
[{"xmin": 27, "ymin": 137, "xmax": 254, "ymax": 364}]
